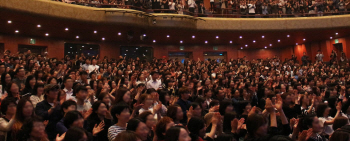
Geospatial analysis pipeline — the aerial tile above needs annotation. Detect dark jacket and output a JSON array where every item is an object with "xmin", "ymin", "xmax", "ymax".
[{"xmin": 35, "ymin": 100, "xmax": 63, "ymax": 140}]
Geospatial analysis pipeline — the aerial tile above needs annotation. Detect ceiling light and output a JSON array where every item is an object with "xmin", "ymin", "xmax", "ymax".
[
  {"xmin": 262, "ymin": 35, "xmax": 265, "ymax": 38},
  {"xmin": 296, "ymin": 43, "xmax": 298, "ymax": 45},
  {"xmin": 253, "ymin": 40, "xmax": 256, "ymax": 43},
  {"xmin": 118, "ymin": 32, "xmax": 121, "ymax": 35},
  {"xmin": 336, "ymin": 33, "xmax": 338, "ymax": 35},
  {"xmin": 230, "ymin": 41, "xmax": 232, "ymax": 43},
  {"xmin": 265, "ymin": 46, "xmax": 267, "ymax": 48},
  {"xmin": 239, "ymin": 36, "xmax": 242, "ymax": 39},
  {"xmin": 287, "ymin": 35, "xmax": 290, "ymax": 37},
  {"xmin": 90, "ymin": 48, "xmax": 92, "ymax": 49},
  {"xmin": 94, "ymin": 31, "xmax": 97, "ymax": 34},
  {"xmin": 65, "ymin": 28, "xmax": 69, "ymax": 31},
  {"xmin": 102, "ymin": 37, "xmax": 105, "ymax": 40},
  {"xmin": 205, "ymin": 41, "xmax": 208, "ymax": 44},
  {"xmin": 303, "ymin": 39, "xmax": 306, "ymax": 41},
  {"xmin": 241, "ymin": 47, "xmax": 243, "ymax": 49},
  {"xmin": 70, "ymin": 47, "xmax": 72, "ymax": 48},
  {"xmin": 245, "ymin": 44, "xmax": 248, "ymax": 47},
  {"xmin": 143, "ymin": 34, "xmax": 146, "ymax": 37},
  {"xmin": 330, "ymin": 37, "xmax": 333, "ymax": 39},
  {"xmin": 278, "ymin": 39, "xmax": 280, "ymax": 42},
  {"xmin": 76, "ymin": 36, "xmax": 79, "ymax": 39},
  {"xmin": 82, "ymin": 46, "xmax": 84, "ymax": 47},
  {"xmin": 7, "ymin": 21, "xmax": 12, "ymax": 24},
  {"xmin": 216, "ymin": 36, "xmax": 219, "ymax": 39},
  {"xmin": 269, "ymin": 44, "xmax": 272, "ymax": 46},
  {"xmin": 192, "ymin": 35, "xmax": 195, "ymax": 38},
  {"xmin": 15, "ymin": 30, "xmax": 19, "ymax": 33},
  {"xmin": 45, "ymin": 33, "xmax": 49, "ymax": 36},
  {"xmin": 167, "ymin": 35, "xmax": 170, "ymax": 38},
  {"xmin": 153, "ymin": 40, "xmax": 156, "ymax": 43},
  {"xmin": 37, "ymin": 25, "xmax": 41, "ymax": 28},
  {"xmin": 180, "ymin": 40, "xmax": 183, "ymax": 43}
]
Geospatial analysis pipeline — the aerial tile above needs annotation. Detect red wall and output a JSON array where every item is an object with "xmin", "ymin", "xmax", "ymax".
[{"xmin": 1, "ymin": 34, "xmax": 350, "ymax": 62}]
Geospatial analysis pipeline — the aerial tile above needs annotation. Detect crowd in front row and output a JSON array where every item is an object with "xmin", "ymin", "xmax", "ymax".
[{"xmin": 2, "ymin": 49, "xmax": 350, "ymax": 141}]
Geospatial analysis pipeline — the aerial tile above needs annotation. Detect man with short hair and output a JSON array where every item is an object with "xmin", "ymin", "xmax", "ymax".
[
  {"xmin": 13, "ymin": 67, "xmax": 26, "ymax": 92},
  {"xmin": 88, "ymin": 58, "xmax": 99, "ymax": 73},
  {"xmin": 74, "ymin": 86, "xmax": 91, "ymax": 112},
  {"xmin": 316, "ymin": 50, "xmax": 324, "ymax": 62},
  {"xmin": 146, "ymin": 71, "xmax": 162, "ymax": 89},
  {"xmin": 63, "ymin": 76, "xmax": 74, "ymax": 100}
]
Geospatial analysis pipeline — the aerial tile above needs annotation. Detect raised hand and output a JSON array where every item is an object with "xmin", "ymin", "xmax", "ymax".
[
  {"xmin": 187, "ymin": 106, "xmax": 193, "ymax": 120},
  {"xmin": 211, "ymin": 112, "xmax": 221, "ymax": 125},
  {"xmin": 56, "ymin": 133, "xmax": 66, "ymax": 141},
  {"xmin": 92, "ymin": 120, "xmax": 105, "ymax": 136},
  {"xmin": 133, "ymin": 103, "xmax": 144, "ymax": 111}
]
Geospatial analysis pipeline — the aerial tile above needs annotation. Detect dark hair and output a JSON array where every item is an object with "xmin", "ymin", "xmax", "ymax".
[
  {"xmin": 158, "ymin": 90, "xmax": 169, "ymax": 106},
  {"xmin": 333, "ymin": 116, "xmax": 349, "ymax": 130},
  {"xmin": 138, "ymin": 111, "xmax": 153, "ymax": 123},
  {"xmin": 246, "ymin": 113, "xmax": 268, "ymax": 136},
  {"xmin": 187, "ymin": 117, "xmax": 205, "ymax": 140},
  {"xmin": 63, "ymin": 111, "xmax": 83, "ymax": 128},
  {"xmin": 44, "ymin": 84, "xmax": 60, "ymax": 99},
  {"xmin": 194, "ymin": 97, "xmax": 205, "ymax": 109},
  {"xmin": 63, "ymin": 76, "xmax": 72, "ymax": 84},
  {"xmin": 0, "ymin": 97, "xmax": 17, "ymax": 115},
  {"xmin": 165, "ymin": 126, "xmax": 187, "ymax": 141},
  {"xmin": 215, "ymin": 134, "xmax": 235, "ymax": 141},
  {"xmin": 126, "ymin": 118, "xmax": 143, "ymax": 131},
  {"xmin": 190, "ymin": 102, "xmax": 200, "ymax": 111},
  {"xmin": 97, "ymin": 92, "xmax": 109, "ymax": 101},
  {"xmin": 24, "ymin": 75, "xmax": 35, "ymax": 90},
  {"xmin": 18, "ymin": 116, "xmax": 44, "ymax": 141},
  {"xmin": 87, "ymin": 101, "xmax": 109, "ymax": 121},
  {"xmin": 330, "ymin": 125, "xmax": 350, "ymax": 141},
  {"xmin": 299, "ymin": 114, "xmax": 317, "ymax": 131},
  {"xmin": 61, "ymin": 100, "xmax": 77, "ymax": 115},
  {"xmin": 209, "ymin": 100, "xmax": 220, "ymax": 108},
  {"xmin": 32, "ymin": 83, "xmax": 44, "ymax": 96},
  {"xmin": 47, "ymin": 77, "xmax": 57, "ymax": 85},
  {"xmin": 155, "ymin": 116, "xmax": 173, "ymax": 140},
  {"xmin": 219, "ymin": 100, "xmax": 233, "ymax": 115},
  {"xmin": 178, "ymin": 87, "xmax": 190, "ymax": 95},
  {"xmin": 114, "ymin": 130, "xmax": 142, "ymax": 141},
  {"xmin": 110, "ymin": 103, "xmax": 130, "ymax": 123},
  {"xmin": 1, "ymin": 72, "xmax": 11, "ymax": 94},
  {"xmin": 63, "ymin": 127, "xmax": 90, "ymax": 141},
  {"xmin": 316, "ymin": 103, "xmax": 329, "ymax": 117},
  {"xmin": 73, "ymin": 85, "xmax": 88, "ymax": 96},
  {"xmin": 15, "ymin": 98, "xmax": 34, "ymax": 122},
  {"xmin": 6, "ymin": 82, "xmax": 19, "ymax": 98},
  {"xmin": 114, "ymin": 87, "xmax": 129, "ymax": 105},
  {"xmin": 167, "ymin": 105, "xmax": 181, "ymax": 121}
]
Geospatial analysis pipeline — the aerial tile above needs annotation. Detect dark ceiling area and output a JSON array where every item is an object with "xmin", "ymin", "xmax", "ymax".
[{"xmin": 0, "ymin": 8, "xmax": 349, "ymax": 49}]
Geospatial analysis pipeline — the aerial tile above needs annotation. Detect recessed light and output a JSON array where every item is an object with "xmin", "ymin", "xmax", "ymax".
[
  {"xmin": 296, "ymin": 43, "xmax": 298, "ymax": 45},
  {"xmin": 245, "ymin": 44, "xmax": 248, "ymax": 47},
  {"xmin": 330, "ymin": 37, "xmax": 333, "ymax": 39},
  {"xmin": 303, "ymin": 39, "xmax": 306, "ymax": 41},
  {"xmin": 76, "ymin": 36, "xmax": 79, "ymax": 39},
  {"xmin": 70, "ymin": 47, "xmax": 72, "ymax": 48},
  {"xmin": 65, "ymin": 28, "xmax": 69, "ymax": 31},
  {"xmin": 265, "ymin": 46, "xmax": 267, "ymax": 48},
  {"xmin": 143, "ymin": 34, "xmax": 146, "ymax": 37},
  {"xmin": 192, "ymin": 35, "xmax": 195, "ymax": 38},
  {"xmin": 216, "ymin": 36, "xmax": 219, "ymax": 39},
  {"xmin": 262, "ymin": 36, "xmax": 265, "ymax": 38},
  {"xmin": 287, "ymin": 35, "xmax": 290, "ymax": 37},
  {"xmin": 167, "ymin": 35, "xmax": 170, "ymax": 38},
  {"xmin": 45, "ymin": 33, "xmax": 49, "ymax": 36},
  {"xmin": 37, "ymin": 25, "xmax": 41, "ymax": 28},
  {"xmin": 241, "ymin": 47, "xmax": 243, "ymax": 49},
  {"xmin": 205, "ymin": 41, "xmax": 208, "ymax": 44},
  {"xmin": 15, "ymin": 30, "xmax": 19, "ymax": 33},
  {"xmin": 94, "ymin": 31, "xmax": 97, "ymax": 34},
  {"xmin": 82, "ymin": 46, "xmax": 84, "ymax": 47},
  {"xmin": 7, "ymin": 21, "xmax": 12, "ymax": 24},
  {"xmin": 153, "ymin": 40, "xmax": 156, "ymax": 43},
  {"xmin": 180, "ymin": 40, "xmax": 183, "ymax": 43},
  {"xmin": 239, "ymin": 36, "xmax": 242, "ymax": 39},
  {"xmin": 102, "ymin": 37, "xmax": 105, "ymax": 40},
  {"xmin": 269, "ymin": 44, "xmax": 272, "ymax": 46},
  {"xmin": 278, "ymin": 39, "xmax": 280, "ymax": 42},
  {"xmin": 230, "ymin": 41, "xmax": 232, "ymax": 43},
  {"xmin": 118, "ymin": 32, "xmax": 121, "ymax": 35},
  {"xmin": 336, "ymin": 33, "xmax": 338, "ymax": 35},
  {"xmin": 253, "ymin": 40, "xmax": 256, "ymax": 43},
  {"xmin": 90, "ymin": 48, "xmax": 92, "ymax": 49}
]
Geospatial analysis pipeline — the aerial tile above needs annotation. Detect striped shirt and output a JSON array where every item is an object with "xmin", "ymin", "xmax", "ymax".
[{"xmin": 108, "ymin": 125, "xmax": 126, "ymax": 141}]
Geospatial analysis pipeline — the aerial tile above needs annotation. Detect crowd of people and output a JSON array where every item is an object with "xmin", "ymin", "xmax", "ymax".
[
  {"xmin": 54, "ymin": 0, "xmax": 350, "ymax": 16},
  {"xmin": 0, "ymin": 49, "xmax": 350, "ymax": 141}
]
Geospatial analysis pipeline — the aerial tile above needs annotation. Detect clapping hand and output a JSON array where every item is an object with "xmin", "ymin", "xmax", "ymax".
[{"xmin": 92, "ymin": 120, "xmax": 105, "ymax": 136}]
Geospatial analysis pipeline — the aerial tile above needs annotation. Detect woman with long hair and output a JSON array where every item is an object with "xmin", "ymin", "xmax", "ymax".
[
  {"xmin": 12, "ymin": 98, "xmax": 35, "ymax": 140},
  {"xmin": 29, "ymin": 83, "xmax": 45, "ymax": 108},
  {"xmin": 85, "ymin": 101, "xmax": 112, "ymax": 141},
  {"xmin": 21, "ymin": 75, "xmax": 36, "ymax": 96}
]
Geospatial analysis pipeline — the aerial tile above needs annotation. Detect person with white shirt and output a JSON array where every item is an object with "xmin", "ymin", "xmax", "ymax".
[
  {"xmin": 168, "ymin": 0, "xmax": 176, "ymax": 12},
  {"xmin": 63, "ymin": 77, "xmax": 74, "ymax": 101},
  {"xmin": 188, "ymin": 0, "xmax": 197, "ymax": 14},
  {"xmin": 88, "ymin": 58, "xmax": 99, "ymax": 73},
  {"xmin": 247, "ymin": 1, "xmax": 256, "ymax": 15},
  {"xmin": 82, "ymin": 59, "xmax": 90, "ymax": 71},
  {"xmin": 146, "ymin": 71, "xmax": 162, "ymax": 90},
  {"xmin": 316, "ymin": 50, "xmax": 324, "ymax": 62}
]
